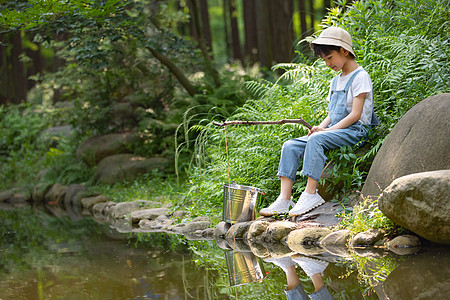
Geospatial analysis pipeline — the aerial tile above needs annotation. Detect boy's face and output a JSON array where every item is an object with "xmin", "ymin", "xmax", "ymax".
[{"xmin": 320, "ymin": 48, "xmax": 350, "ymax": 72}]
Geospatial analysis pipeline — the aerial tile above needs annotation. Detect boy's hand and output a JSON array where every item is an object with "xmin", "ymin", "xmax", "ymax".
[{"xmin": 308, "ymin": 126, "xmax": 325, "ymax": 136}]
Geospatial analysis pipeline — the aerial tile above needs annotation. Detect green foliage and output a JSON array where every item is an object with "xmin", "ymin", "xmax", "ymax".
[
  {"xmin": 0, "ymin": 103, "xmax": 51, "ymax": 188},
  {"xmin": 182, "ymin": 0, "xmax": 450, "ymax": 216},
  {"xmin": 91, "ymin": 172, "xmax": 186, "ymax": 205},
  {"xmin": 337, "ymin": 195, "xmax": 397, "ymax": 234}
]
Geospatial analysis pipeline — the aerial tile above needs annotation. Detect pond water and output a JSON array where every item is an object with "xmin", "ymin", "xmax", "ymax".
[{"xmin": 1, "ymin": 205, "xmax": 449, "ymax": 299}]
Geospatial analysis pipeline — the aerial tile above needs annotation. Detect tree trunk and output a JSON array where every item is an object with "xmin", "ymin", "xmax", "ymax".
[
  {"xmin": 189, "ymin": 0, "xmax": 221, "ymax": 87},
  {"xmin": 223, "ymin": 0, "xmax": 231, "ymax": 61},
  {"xmin": 243, "ymin": 0, "xmax": 258, "ymax": 63},
  {"xmin": 308, "ymin": 0, "xmax": 314, "ymax": 32},
  {"xmin": 0, "ymin": 35, "xmax": 8, "ymax": 105},
  {"xmin": 255, "ymin": 0, "xmax": 272, "ymax": 68},
  {"xmin": 228, "ymin": 0, "xmax": 242, "ymax": 62},
  {"xmin": 146, "ymin": 47, "xmax": 198, "ymax": 97},
  {"xmin": 299, "ymin": 0, "xmax": 308, "ymax": 38},
  {"xmin": 270, "ymin": 0, "xmax": 294, "ymax": 63},
  {"xmin": 11, "ymin": 32, "xmax": 27, "ymax": 103},
  {"xmin": 199, "ymin": 0, "xmax": 212, "ymax": 52}
]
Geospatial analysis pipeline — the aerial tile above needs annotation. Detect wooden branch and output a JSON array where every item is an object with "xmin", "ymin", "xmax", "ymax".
[
  {"xmin": 146, "ymin": 47, "xmax": 198, "ymax": 97},
  {"xmin": 212, "ymin": 117, "xmax": 312, "ymax": 130}
]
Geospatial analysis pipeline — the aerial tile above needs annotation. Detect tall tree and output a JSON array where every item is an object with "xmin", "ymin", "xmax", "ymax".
[
  {"xmin": 269, "ymin": 0, "xmax": 294, "ymax": 63},
  {"xmin": 299, "ymin": 0, "xmax": 308, "ymax": 38},
  {"xmin": 308, "ymin": 0, "xmax": 314, "ymax": 32},
  {"xmin": 188, "ymin": 0, "xmax": 221, "ymax": 87},
  {"xmin": 255, "ymin": 0, "xmax": 272, "ymax": 68},
  {"xmin": 228, "ymin": 0, "xmax": 242, "ymax": 62},
  {"xmin": 243, "ymin": 0, "xmax": 258, "ymax": 63},
  {"xmin": 199, "ymin": 0, "xmax": 212, "ymax": 51}
]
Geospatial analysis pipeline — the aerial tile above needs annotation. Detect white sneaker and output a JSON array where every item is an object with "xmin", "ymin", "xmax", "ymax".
[
  {"xmin": 260, "ymin": 197, "xmax": 294, "ymax": 216},
  {"xmin": 291, "ymin": 255, "xmax": 328, "ymax": 277},
  {"xmin": 263, "ymin": 256, "xmax": 296, "ymax": 272},
  {"xmin": 289, "ymin": 191, "xmax": 325, "ymax": 217}
]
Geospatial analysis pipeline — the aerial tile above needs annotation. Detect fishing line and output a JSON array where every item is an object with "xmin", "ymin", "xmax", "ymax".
[{"xmin": 224, "ymin": 127, "xmax": 239, "ymax": 299}]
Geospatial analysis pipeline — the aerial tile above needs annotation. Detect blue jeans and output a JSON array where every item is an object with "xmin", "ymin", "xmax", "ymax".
[
  {"xmin": 277, "ymin": 125, "xmax": 368, "ymax": 182},
  {"xmin": 285, "ymin": 284, "xmax": 333, "ymax": 300}
]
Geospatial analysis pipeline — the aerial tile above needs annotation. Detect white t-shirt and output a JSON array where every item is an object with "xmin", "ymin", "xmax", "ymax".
[{"xmin": 326, "ymin": 66, "xmax": 374, "ymax": 125}]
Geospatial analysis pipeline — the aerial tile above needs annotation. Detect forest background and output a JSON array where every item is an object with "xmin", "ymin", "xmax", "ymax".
[{"xmin": 0, "ymin": 0, "xmax": 449, "ymax": 225}]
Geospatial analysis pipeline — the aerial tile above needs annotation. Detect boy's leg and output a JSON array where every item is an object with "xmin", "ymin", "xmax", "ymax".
[
  {"xmin": 260, "ymin": 137, "xmax": 308, "ymax": 216},
  {"xmin": 277, "ymin": 136, "xmax": 308, "ymax": 182},
  {"xmin": 285, "ymin": 266, "xmax": 309, "ymax": 300},
  {"xmin": 300, "ymin": 128, "xmax": 366, "ymax": 181}
]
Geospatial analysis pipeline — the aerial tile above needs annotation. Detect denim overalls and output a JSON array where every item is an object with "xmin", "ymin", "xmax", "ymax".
[{"xmin": 277, "ymin": 70, "xmax": 377, "ymax": 182}]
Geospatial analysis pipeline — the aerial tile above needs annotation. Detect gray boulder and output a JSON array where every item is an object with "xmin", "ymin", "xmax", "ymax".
[
  {"xmin": 350, "ymin": 229, "xmax": 385, "ymax": 247},
  {"xmin": 247, "ymin": 220, "xmax": 271, "ymax": 242},
  {"xmin": 182, "ymin": 221, "xmax": 211, "ymax": 234},
  {"xmin": 286, "ymin": 227, "xmax": 331, "ymax": 255},
  {"xmin": 362, "ymin": 93, "xmax": 450, "ymax": 197},
  {"xmin": 214, "ymin": 221, "xmax": 231, "ymax": 238},
  {"xmin": 379, "ymin": 170, "xmax": 450, "ymax": 245},
  {"xmin": 94, "ymin": 154, "xmax": 168, "ymax": 184},
  {"xmin": 40, "ymin": 125, "xmax": 74, "ymax": 146},
  {"xmin": 64, "ymin": 184, "xmax": 88, "ymax": 206},
  {"xmin": 263, "ymin": 221, "xmax": 297, "ymax": 244},
  {"xmin": 226, "ymin": 222, "xmax": 252, "ymax": 241},
  {"xmin": 76, "ymin": 133, "xmax": 136, "ymax": 165},
  {"xmin": 109, "ymin": 200, "xmax": 160, "ymax": 219},
  {"xmin": 32, "ymin": 183, "xmax": 53, "ymax": 202},
  {"xmin": 321, "ymin": 230, "xmax": 352, "ymax": 246},
  {"xmin": 45, "ymin": 183, "xmax": 68, "ymax": 204},
  {"xmin": 0, "ymin": 188, "xmax": 31, "ymax": 203},
  {"xmin": 383, "ymin": 250, "xmax": 450, "ymax": 299},
  {"xmin": 130, "ymin": 208, "xmax": 170, "ymax": 223},
  {"xmin": 81, "ymin": 195, "xmax": 109, "ymax": 209}
]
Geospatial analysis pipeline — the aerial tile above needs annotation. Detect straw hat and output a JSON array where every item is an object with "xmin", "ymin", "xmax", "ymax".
[{"xmin": 311, "ymin": 27, "xmax": 355, "ymax": 57}]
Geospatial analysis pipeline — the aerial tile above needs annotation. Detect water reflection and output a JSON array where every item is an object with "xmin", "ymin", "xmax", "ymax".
[
  {"xmin": 225, "ymin": 251, "xmax": 266, "ymax": 286},
  {"xmin": 2, "ymin": 205, "xmax": 450, "ymax": 299},
  {"xmin": 0, "ymin": 207, "xmax": 218, "ymax": 300}
]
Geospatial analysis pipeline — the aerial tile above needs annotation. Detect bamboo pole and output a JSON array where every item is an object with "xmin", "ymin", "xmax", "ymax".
[{"xmin": 212, "ymin": 117, "xmax": 312, "ymax": 130}]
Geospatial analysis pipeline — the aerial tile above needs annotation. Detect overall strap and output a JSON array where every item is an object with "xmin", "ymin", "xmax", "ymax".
[
  {"xmin": 343, "ymin": 69, "xmax": 363, "ymax": 92},
  {"xmin": 331, "ymin": 75, "xmax": 339, "ymax": 91}
]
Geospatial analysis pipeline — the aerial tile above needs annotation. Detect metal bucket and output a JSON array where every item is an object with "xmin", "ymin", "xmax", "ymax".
[
  {"xmin": 225, "ymin": 251, "xmax": 266, "ymax": 286},
  {"xmin": 223, "ymin": 183, "xmax": 263, "ymax": 224}
]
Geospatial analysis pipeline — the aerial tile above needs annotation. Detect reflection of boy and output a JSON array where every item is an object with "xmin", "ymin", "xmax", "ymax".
[
  {"xmin": 264, "ymin": 255, "xmax": 332, "ymax": 299},
  {"xmin": 260, "ymin": 27, "xmax": 378, "ymax": 218}
]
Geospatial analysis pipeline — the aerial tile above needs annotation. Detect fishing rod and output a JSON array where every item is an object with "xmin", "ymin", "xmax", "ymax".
[{"xmin": 212, "ymin": 117, "xmax": 312, "ymax": 130}]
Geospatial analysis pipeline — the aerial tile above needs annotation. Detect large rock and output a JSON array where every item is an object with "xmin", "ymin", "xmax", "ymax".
[
  {"xmin": 94, "ymin": 154, "xmax": 168, "ymax": 184},
  {"xmin": 32, "ymin": 183, "xmax": 53, "ymax": 202},
  {"xmin": 263, "ymin": 221, "xmax": 297, "ymax": 244},
  {"xmin": 40, "ymin": 125, "xmax": 74, "ymax": 146},
  {"xmin": 383, "ymin": 250, "xmax": 450, "ymax": 299},
  {"xmin": 350, "ymin": 229, "xmax": 385, "ymax": 247},
  {"xmin": 379, "ymin": 170, "xmax": 450, "ymax": 245},
  {"xmin": 109, "ymin": 200, "xmax": 160, "ymax": 219},
  {"xmin": 286, "ymin": 227, "xmax": 331, "ymax": 255},
  {"xmin": 45, "ymin": 183, "xmax": 68, "ymax": 204},
  {"xmin": 130, "ymin": 208, "xmax": 170, "ymax": 223},
  {"xmin": 76, "ymin": 133, "xmax": 136, "ymax": 165},
  {"xmin": 362, "ymin": 94, "xmax": 450, "ymax": 197},
  {"xmin": 81, "ymin": 195, "xmax": 109, "ymax": 209},
  {"xmin": 64, "ymin": 184, "xmax": 88, "ymax": 206}
]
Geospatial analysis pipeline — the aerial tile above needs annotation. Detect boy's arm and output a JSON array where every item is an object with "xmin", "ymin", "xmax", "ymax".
[
  {"xmin": 309, "ymin": 93, "xmax": 366, "ymax": 135},
  {"xmin": 309, "ymin": 116, "xmax": 331, "ymax": 135}
]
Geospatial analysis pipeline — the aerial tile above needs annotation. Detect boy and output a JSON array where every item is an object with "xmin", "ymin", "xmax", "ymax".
[{"xmin": 260, "ymin": 27, "xmax": 378, "ymax": 217}]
